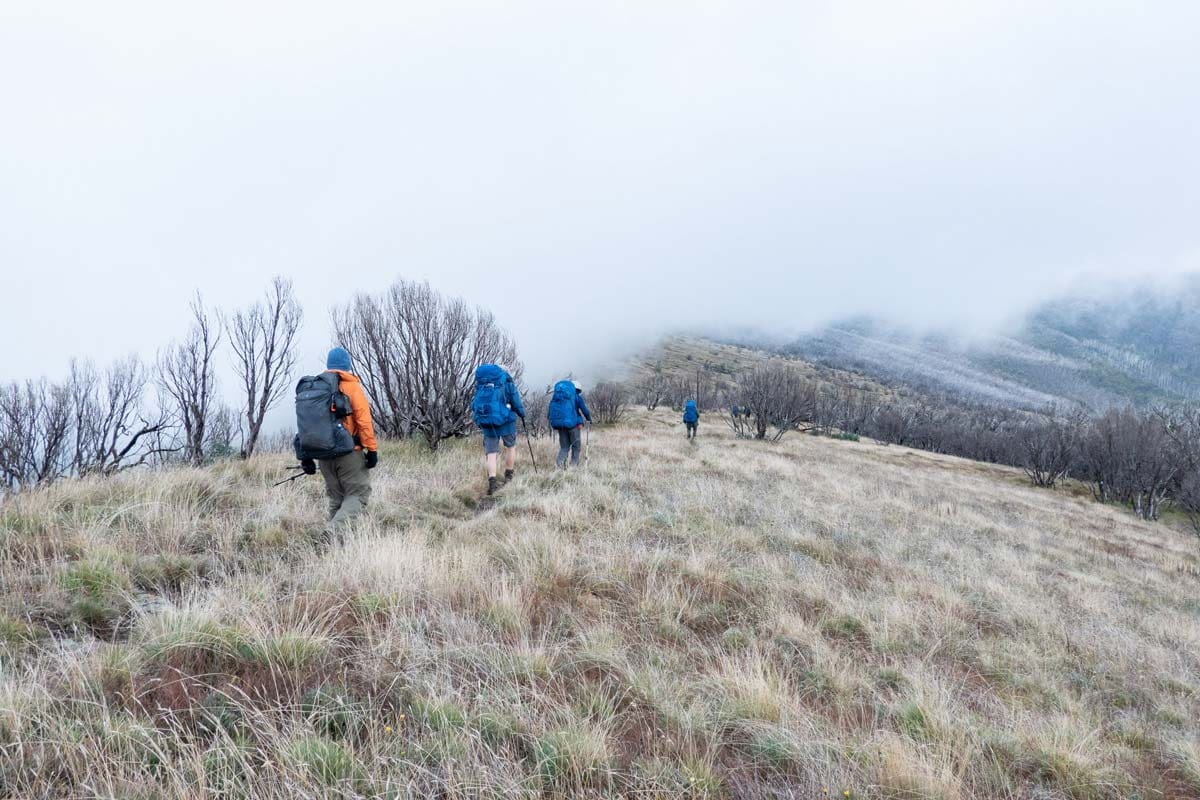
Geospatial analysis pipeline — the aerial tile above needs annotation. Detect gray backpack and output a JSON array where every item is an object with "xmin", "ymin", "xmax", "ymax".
[{"xmin": 293, "ymin": 372, "xmax": 355, "ymax": 460}]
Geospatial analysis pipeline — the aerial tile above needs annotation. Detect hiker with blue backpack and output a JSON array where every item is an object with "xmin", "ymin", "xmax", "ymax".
[
  {"xmin": 683, "ymin": 398, "xmax": 700, "ymax": 439},
  {"xmin": 471, "ymin": 363, "xmax": 526, "ymax": 496},
  {"xmin": 548, "ymin": 380, "xmax": 592, "ymax": 469}
]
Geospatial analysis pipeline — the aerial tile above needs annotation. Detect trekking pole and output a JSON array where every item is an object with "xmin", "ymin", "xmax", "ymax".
[
  {"xmin": 585, "ymin": 422, "xmax": 591, "ymax": 467},
  {"xmin": 272, "ymin": 466, "xmax": 306, "ymax": 488},
  {"xmin": 521, "ymin": 418, "xmax": 539, "ymax": 474},
  {"xmin": 525, "ymin": 417, "xmax": 544, "ymax": 472}
]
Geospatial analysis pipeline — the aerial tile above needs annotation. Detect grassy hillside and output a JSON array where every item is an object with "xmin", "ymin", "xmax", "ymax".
[
  {"xmin": 768, "ymin": 278, "xmax": 1200, "ymax": 411},
  {"xmin": 631, "ymin": 336, "xmax": 895, "ymax": 400},
  {"xmin": 2, "ymin": 412, "xmax": 1199, "ymax": 798}
]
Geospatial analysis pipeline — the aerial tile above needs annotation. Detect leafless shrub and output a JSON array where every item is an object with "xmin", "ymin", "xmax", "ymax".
[
  {"xmin": 204, "ymin": 404, "xmax": 243, "ymax": 461},
  {"xmin": 1166, "ymin": 405, "xmax": 1200, "ymax": 536},
  {"xmin": 158, "ymin": 294, "xmax": 222, "ymax": 466},
  {"xmin": 589, "ymin": 382, "xmax": 628, "ymax": 425},
  {"xmin": 635, "ymin": 364, "xmax": 668, "ymax": 411},
  {"xmin": 1121, "ymin": 409, "xmax": 1179, "ymax": 521},
  {"xmin": 1075, "ymin": 408, "xmax": 1125, "ymax": 502},
  {"xmin": 227, "ymin": 276, "xmax": 302, "ymax": 457},
  {"xmin": 1015, "ymin": 410, "xmax": 1078, "ymax": 488},
  {"xmin": 523, "ymin": 385, "xmax": 554, "ymax": 438},
  {"xmin": 1071, "ymin": 406, "xmax": 1179, "ymax": 519},
  {"xmin": 726, "ymin": 363, "xmax": 816, "ymax": 441},
  {"xmin": 255, "ymin": 428, "xmax": 298, "ymax": 455},
  {"xmin": 332, "ymin": 279, "xmax": 521, "ymax": 450},
  {"xmin": 722, "ymin": 394, "xmax": 756, "ymax": 438}
]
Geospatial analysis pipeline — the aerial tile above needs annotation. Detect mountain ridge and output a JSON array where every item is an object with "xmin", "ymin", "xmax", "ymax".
[{"xmin": 745, "ymin": 277, "xmax": 1200, "ymax": 411}]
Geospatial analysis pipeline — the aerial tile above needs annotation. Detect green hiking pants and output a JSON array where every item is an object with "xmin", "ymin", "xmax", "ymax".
[{"xmin": 318, "ymin": 450, "xmax": 372, "ymax": 537}]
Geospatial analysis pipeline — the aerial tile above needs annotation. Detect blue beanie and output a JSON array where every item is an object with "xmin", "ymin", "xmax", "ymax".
[{"xmin": 326, "ymin": 347, "xmax": 352, "ymax": 371}]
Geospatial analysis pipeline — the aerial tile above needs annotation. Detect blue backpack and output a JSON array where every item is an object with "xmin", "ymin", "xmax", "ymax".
[
  {"xmin": 548, "ymin": 380, "xmax": 578, "ymax": 429},
  {"xmin": 472, "ymin": 364, "xmax": 512, "ymax": 428},
  {"xmin": 684, "ymin": 400, "xmax": 699, "ymax": 423}
]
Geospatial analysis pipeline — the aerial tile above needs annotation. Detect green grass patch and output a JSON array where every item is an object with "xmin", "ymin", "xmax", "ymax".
[
  {"xmin": 285, "ymin": 735, "xmax": 361, "ymax": 789},
  {"xmin": 820, "ymin": 614, "xmax": 870, "ymax": 645},
  {"xmin": 130, "ymin": 553, "xmax": 215, "ymax": 592},
  {"xmin": 874, "ymin": 668, "xmax": 908, "ymax": 693},
  {"xmin": 532, "ymin": 727, "xmax": 613, "ymax": 788},
  {"xmin": 301, "ymin": 683, "xmax": 365, "ymax": 740},
  {"xmin": 894, "ymin": 701, "xmax": 931, "ymax": 742},
  {"xmin": 139, "ymin": 613, "xmax": 249, "ymax": 666},
  {"xmin": 747, "ymin": 726, "xmax": 801, "ymax": 770},
  {"xmin": 244, "ymin": 631, "xmax": 330, "ymax": 671}
]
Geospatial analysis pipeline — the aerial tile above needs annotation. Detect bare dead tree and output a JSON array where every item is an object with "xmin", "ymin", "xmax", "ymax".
[
  {"xmin": 636, "ymin": 364, "xmax": 668, "ymax": 411},
  {"xmin": 589, "ymin": 382, "xmax": 628, "ymax": 425},
  {"xmin": 158, "ymin": 294, "xmax": 222, "ymax": 466},
  {"xmin": 0, "ymin": 380, "xmax": 73, "ymax": 493},
  {"xmin": 331, "ymin": 292, "xmax": 408, "ymax": 437},
  {"xmin": 69, "ymin": 357, "xmax": 175, "ymax": 476},
  {"xmin": 332, "ymin": 279, "xmax": 521, "ymax": 450},
  {"xmin": 227, "ymin": 276, "xmax": 303, "ymax": 457}
]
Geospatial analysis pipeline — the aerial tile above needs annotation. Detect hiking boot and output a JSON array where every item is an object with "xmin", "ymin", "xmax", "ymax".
[
  {"xmin": 504, "ymin": 469, "xmax": 514, "ymax": 483},
  {"xmin": 488, "ymin": 477, "xmax": 498, "ymax": 496}
]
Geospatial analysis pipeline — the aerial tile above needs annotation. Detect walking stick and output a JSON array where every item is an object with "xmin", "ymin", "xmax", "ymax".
[
  {"xmin": 585, "ymin": 422, "xmax": 591, "ymax": 467},
  {"xmin": 521, "ymin": 418, "xmax": 539, "ymax": 474},
  {"xmin": 272, "ymin": 466, "xmax": 306, "ymax": 487}
]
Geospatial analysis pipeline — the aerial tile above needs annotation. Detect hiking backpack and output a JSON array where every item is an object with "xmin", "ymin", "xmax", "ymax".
[
  {"xmin": 293, "ymin": 372, "xmax": 355, "ymax": 460},
  {"xmin": 472, "ymin": 365, "xmax": 512, "ymax": 429},
  {"xmin": 684, "ymin": 400, "xmax": 699, "ymax": 424},
  {"xmin": 547, "ymin": 380, "xmax": 579, "ymax": 429}
]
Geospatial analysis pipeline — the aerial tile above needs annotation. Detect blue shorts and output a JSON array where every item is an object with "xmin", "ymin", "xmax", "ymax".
[{"xmin": 483, "ymin": 432, "xmax": 517, "ymax": 454}]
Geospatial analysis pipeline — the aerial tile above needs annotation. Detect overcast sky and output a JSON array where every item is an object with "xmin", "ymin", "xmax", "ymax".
[{"xmin": 2, "ymin": 1, "xmax": 1198, "ymax": 388}]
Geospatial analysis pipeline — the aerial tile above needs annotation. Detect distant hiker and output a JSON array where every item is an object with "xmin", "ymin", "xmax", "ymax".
[
  {"xmin": 472, "ymin": 363, "xmax": 526, "ymax": 496},
  {"xmin": 295, "ymin": 347, "xmax": 378, "ymax": 545},
  {"xmin": 683, "ymin": 398, "xmax": 699, "ymax": 439},
  {"xmin": 549, "ymin": 379, "xmax": 592, "ymax": 469}
]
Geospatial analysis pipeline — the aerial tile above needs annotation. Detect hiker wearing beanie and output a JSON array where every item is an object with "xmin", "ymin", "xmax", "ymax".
[
  {"xmin": 471, "ymin": 363, "xmax": 525, "ymax": 496},
  {"xmin": 548, "ymin": 379, "xmax": 592, "ymax": 469},
  {"xmin": 295, "ymin": 347, "xmax": 378, "ymax": 545}
]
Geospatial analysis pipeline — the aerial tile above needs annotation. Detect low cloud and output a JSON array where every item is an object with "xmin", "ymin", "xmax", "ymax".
[{"xmin": 2, "ymin": 1, "xmax": 1198, "ymax": 390}]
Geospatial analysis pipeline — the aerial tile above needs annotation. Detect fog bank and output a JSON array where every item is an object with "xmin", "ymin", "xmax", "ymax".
[{"xmin": 2, "ymin": 1, "xmax": 1198, "ymax": 387}]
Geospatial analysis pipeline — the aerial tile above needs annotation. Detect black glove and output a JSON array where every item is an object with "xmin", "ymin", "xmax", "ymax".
[
  {"xmin": 364, "ymin": 450, "xmax": 378, "ymax": 470},
  {"xmin": 301, "ymin": 459, "xmax": 316, "ymax": 475}
]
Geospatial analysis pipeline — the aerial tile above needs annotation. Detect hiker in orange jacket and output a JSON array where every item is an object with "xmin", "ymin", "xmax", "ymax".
[{"xmin": 300, "ymin": 347, "xmax": 378, "ymax": 543}]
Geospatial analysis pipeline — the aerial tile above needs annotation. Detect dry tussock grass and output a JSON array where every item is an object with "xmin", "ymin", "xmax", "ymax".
[{"xmin": 1, "ymin": 410, "xmax": 1198, "ymax": 798}]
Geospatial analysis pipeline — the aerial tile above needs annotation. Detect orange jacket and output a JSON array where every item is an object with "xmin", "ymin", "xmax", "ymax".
[{"xmin": 330, "ymin": 370, "xmax": 378, "ymax": 452}]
